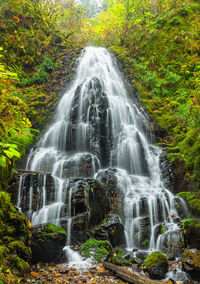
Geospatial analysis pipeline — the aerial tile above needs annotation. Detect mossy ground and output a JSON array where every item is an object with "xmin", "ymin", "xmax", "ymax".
[{"xmin": 0, "ymin": 191, "xmax": 31, "ymax": 283}]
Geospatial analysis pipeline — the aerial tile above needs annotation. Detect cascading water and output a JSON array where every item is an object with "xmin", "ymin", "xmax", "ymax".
[{"xmin": 17, "ymin": 46, "xmax": 187, "ymax": 256}]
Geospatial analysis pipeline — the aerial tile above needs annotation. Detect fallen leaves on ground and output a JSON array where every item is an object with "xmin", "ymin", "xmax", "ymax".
[{"xmin": 27, "ymin": 263, "xmax": 128, "ymax": 283}]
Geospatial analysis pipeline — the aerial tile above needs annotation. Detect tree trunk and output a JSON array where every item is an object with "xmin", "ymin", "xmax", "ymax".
[{"xmin": 103, "ymin": 262, "xmax": 166, "ymax": 284}]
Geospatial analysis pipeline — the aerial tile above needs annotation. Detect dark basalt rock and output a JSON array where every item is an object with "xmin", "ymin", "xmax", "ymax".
[
  {"xmin": 102, "ymin": 214, "xmax": 126, "ymax": 247},
  {"xmin": 8, "ymin": 171, "xmax": 55, "ymax": 219},
  {"xmin": 159, "ymin": 151, "xmax": 174, "ymax": 191},
  {"xmin": 182, "ymin": 249, "xmax": 200, "ymax": 281},
  {"xmin": 171, "ymin": 159, "xmax": 193, "ymax": 194},
  {"xmin": 65, "ymin": 77, "xmax": 112, "ymax": 167},
  {"xmin": 30, "ymin": 223, "xmax": 67, "ymax": 264},
  {"xmin": 61, "ymin": 153, "xmax": 100, "ymax": 178},
  {"xmin": 62, "ymin": 178, "xmax": 110, "ymax": 244},
  {"xmin": 145, "ymin": 251, "xmax": 168, "ymax": 280},
  {"xmin": 135, "ymin": 216, "xmax": 151, "ymax": 249},
  {"xmin": 96, "ymin": 168, "xmax": 124, "ymax": 218}
]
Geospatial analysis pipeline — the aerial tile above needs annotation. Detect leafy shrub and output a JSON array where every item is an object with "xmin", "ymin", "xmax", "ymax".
[
  {"xmin": 22, "ymin": 57, "xmax": 55, "ymax": 86},
  {"xmin": 80, "ymin": 238, "xmax": 112, "ymax": 261}
]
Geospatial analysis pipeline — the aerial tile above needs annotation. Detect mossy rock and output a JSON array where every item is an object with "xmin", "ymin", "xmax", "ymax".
[
  {"xmin": 31, "ymin": 223, "xmax": 67, "ymax": 241},
  {"xmin": 181, "ymin": 218, "xmax": 200, "ymax": 249},
  {"xmin": 80, "ymin": 238, "xmax": 112, "ymax": 261},
  {"xmin": 177, "ymin": 192, "xmax": 200, "ymax": 217},
  {"xmin": 0, "ymin": 191, "xmax": 31, "ymax": 282},
  {"xmin": 30, "ymin": 223, "xmax": 67, "ymax": 264},
  {"xmin": 145, "ymin": 252, "xmax": 168, "ymax": 280},
  {"xmin": 182, "ymin": 249, "xmax": 200, "ymax": 281}
]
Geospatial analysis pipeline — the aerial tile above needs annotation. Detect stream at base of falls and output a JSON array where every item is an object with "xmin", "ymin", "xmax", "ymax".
[{"xmin": 17, "ymin": 47, "xmax": 189, "ymax": 268}]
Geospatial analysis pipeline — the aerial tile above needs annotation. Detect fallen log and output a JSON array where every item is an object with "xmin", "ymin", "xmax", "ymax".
[{"xmin": 103, "ymin": 262, "xmax": 165, "ymax": 284}]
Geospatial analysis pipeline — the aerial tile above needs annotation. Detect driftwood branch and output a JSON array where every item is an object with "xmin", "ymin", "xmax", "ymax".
[{"xmin": 103, "ymin": 262, "xmax": 165, "ymax": 284}]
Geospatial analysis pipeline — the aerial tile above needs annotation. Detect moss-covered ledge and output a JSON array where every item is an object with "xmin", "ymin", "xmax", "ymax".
[
  {"xmin": 30, "ymin": 223, "xmax": 67, "ymax": 264},
  {"xmin": 177, "ymin": 192, "xmax": 200, "ymax": 217}
]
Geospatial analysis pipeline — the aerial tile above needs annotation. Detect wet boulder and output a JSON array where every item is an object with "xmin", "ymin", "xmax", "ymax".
[
  {"xmin": 102, "ymin": 214, "xmax": 126, "ymax": 247},
  {"xmin": 182, "ymin": 249, "xmax": 200, "ymax": 281},
  {"xmin": 30, "ymin": 223, "xmax": 67, "ymax": 264},
  {"xmin": 145, "ymin": 251, "xmax": 169, "ymax": 280}
]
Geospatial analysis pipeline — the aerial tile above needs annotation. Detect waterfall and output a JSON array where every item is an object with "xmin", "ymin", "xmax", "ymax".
[{"xmin": 17, "ymin": 46, "xmax": 187, "ymax": 254}]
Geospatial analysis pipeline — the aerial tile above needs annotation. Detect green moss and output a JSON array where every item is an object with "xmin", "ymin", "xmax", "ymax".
[
  {"xmin": 31, "ymin": 223, "xmax": 67, "ymax": 245},
  {"xmin": 109, "ymin": 247, "xmax": 132, "ymax": 266},
  {"xmin": 8, "ymin": 241, "xmax": 31, "ymax": 262},
  {"xmin": 0, "ymin": 191, "xmax": 31, "ymax": 281},
  {"xmin": 177, "ymin": 192, "xmax": 200, "ymax": 217},
  {"xmin": 141, "ymin": 239, "xmax": 150, "ymax": 248},
  {"xmin": 145, "ymin": 252, "xmax": 168, "ymax": 269},
  {"xmin": 81, "ymin": 238, "xmax": 112, "ymax": 261},
  {"xmin": 181, "ymin": 218, "xmax": 200, "ymax": 230},
  {"xmin": 44, "ymin": 223, "xmax": 67, "ymax": 235},
  {"xmin": 0, "ymin": 246, "xmax": 9, "ymax": 264},
  {"xmin": 9, "ymin": 255, "xmax": 30, "ymax": 275}
]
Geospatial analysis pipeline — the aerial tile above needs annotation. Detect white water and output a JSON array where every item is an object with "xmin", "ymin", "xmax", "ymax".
[
  {"xmin": 63, "ymin": 246, "xmax": 93, "ymax": 270},
  {"xmin": 17, "ymin": 46, "xmax": 187, "ymax": 256}
]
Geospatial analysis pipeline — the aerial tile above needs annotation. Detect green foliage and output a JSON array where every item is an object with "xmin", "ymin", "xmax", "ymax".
[
  {"xmin": 0, "ymin": 0, "xmax": 85, "ymax": 69},
  {"xmin": 181, "ymin": 218, "xmax": 200, "ymax": 229},
  {"xmin": 161, "ymin": 224, "xmax": 166, "ymax": 234},
  {"xmin": 109, "ymin": 247, "xmax": 133, "ymax": 266},
  {"xmin": 142, "ymin": 239, "xmax": 150, "ymax": 247},
  {"xmin": 22, "ymin": 57, "xmax": 55, "ymax": 86},
  {"xmin": 82, "ymin": 0, "xmax": 200, "ymax": 187},
  {"xmin": 80, "ymin": 238, "xmax": 112, "ymax": 261}
]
